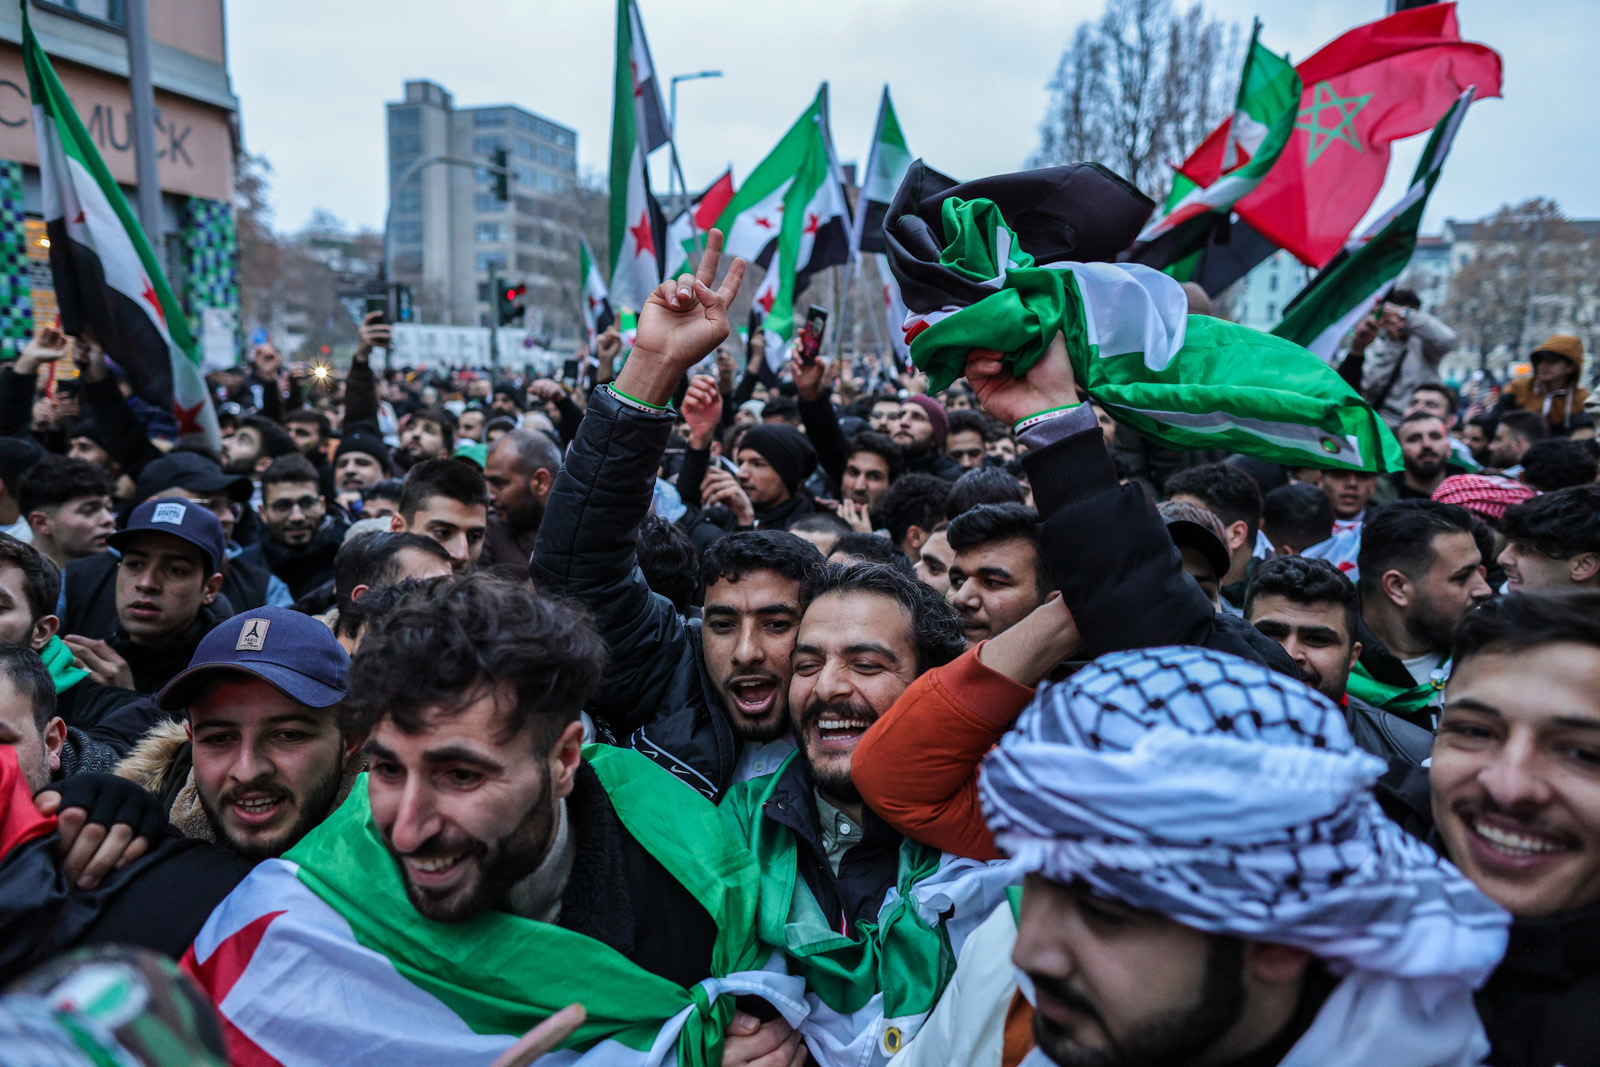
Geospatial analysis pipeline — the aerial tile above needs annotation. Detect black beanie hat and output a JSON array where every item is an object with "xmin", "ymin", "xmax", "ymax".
[
  {"xmin": 738, "ymin": 424, "xmax": 817, "ymax": 493},
  {"xmin": 335, "ymin": 427, "xmax": 394, "ymax": 474}
]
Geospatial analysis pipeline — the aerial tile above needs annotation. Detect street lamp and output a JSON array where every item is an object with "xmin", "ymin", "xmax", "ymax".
[{"xmin": 667, "ymin": 71, "xmax": 722, "ymax": 215}]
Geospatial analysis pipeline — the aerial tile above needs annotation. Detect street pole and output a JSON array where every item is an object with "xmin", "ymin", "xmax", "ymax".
[
  {"xmin": 488, "ymin": 264, "xmax": 501, "ymax": 376},
  {"xmin": 668, "ymin": 71, "xmax": 721, "ymax": 257},
  {"xmin": 124, "ymin": 0, "xmax": 163, "ymax": 246}
]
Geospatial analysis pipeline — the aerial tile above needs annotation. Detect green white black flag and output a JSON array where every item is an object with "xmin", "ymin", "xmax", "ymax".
[
  {"xmin": 607, "ymin": 0, "xmax": 668, "ymax": 309},
  {"xmin": 579, "ymin": 237, "xmax": 614, "ymax": 346},
  {"xmin": 851, "ymin": 87, "xmax": 911, "ymax": 257},
  {"xmin": 1272, "ymin": 88, "xmax": 1475, "ymax": 359}
]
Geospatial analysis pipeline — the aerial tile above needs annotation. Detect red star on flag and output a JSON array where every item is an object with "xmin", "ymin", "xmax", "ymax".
[
  {"xmin": 630, "ymin": 60, "xmax": 643, "ymax": 98},
  {"xmin": 587, "ymin": 294, "xmax": 598, "ymax": 310},
  {"xmin": 756, "ymin": 288, "xmax": 775, "ymax": 314},
  {"xmin": 173, "ymin": 400, "xmax": 205, "ymax": 437},
  {"xmin": 629, "ymin": 211, "xmax": 655, "ymax": 258},
  {"xmin": 140, "ymin": 279, "xmax": 165, "ymax": 326},
  {"xmin": 754, "ymin": 215, "xmax": 774, "ymax": 230},
  {"xmin": 803, "ymin": 213, "xmax": 820, "ymax": 235},
  {"xmin": 72, "ymin": 210, "xmax": 85, "ymax": 225}
]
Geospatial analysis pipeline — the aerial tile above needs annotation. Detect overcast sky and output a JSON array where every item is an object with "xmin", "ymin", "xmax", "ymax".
[{"xmin": 227, "ymin": 0, "xmax": 1599, "ymax": 241}]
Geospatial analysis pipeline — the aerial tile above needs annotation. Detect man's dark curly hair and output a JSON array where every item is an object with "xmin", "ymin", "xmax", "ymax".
[
  {"xmin": 637, "ymin": 514, "xmax": 699, "ymax": 615},
  {"xmin": 1518, "ymin": 439, "xmax": 1599, "ymax": 493},
  {"xmin": 342, "ymin": 575, "xmax": 604, "ymax": 750},
  {"xmin": 1244, "ymin": 555, "xmax": 1360, "ymax": 644},
  {"xmin": 700, "ymin": 529, "xmax": 823, "ymax": 592},
  {"xmin": 1501, "ymin": 483, "xmax": 1600, "ymax": 562},
  {"xmin": 800, "ymin": 561, "xmax": 966, "ymax": 674}
]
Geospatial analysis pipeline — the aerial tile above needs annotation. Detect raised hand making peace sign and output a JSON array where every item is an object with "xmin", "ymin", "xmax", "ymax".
[{"xmin": 613, "ymin": 229, "xmax": 746, "ymax": 409}]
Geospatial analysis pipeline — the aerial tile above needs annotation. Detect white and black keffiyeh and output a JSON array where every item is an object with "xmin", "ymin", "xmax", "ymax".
[{"xmin": 980, "ymin": 646, "xmax": 1508, "ymax": 989}]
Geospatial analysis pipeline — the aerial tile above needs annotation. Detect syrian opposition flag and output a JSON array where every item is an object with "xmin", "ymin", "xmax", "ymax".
[
  {"xmin": 607, "ymin": 0, "xmax": 670, "ymax": 310},
  {"xmin": 183, "ymin": 748, "xmax": 812, "ymax": 1067},
  {"xmin": 1126, "ymin": 24, "xmax": 1299, "ymax": 276},
  {"xmin": 23, "ymin": 5, "xmax": 219, "ymax": 450},
  {"xmin": 1194, "ymin": 3, "xmax": 1500, "ymax": 268},
  {"xmin": 1273, "ymin": 89, "xmax": 1475, "ymax": 360},
  {"xmin": 886, "ymin": 171, "xmax": 1401, "ymax": 472},
  {"xmin": 851, "ymin": 88, "xmax": 912, "ymax": 258},
  {"xmin": 664, "ymin": 168, "xmax": 735, "ymax": 279},
  {"xmin": 578, "ymin": 237, "xmax": 614, "ymax": 347}
]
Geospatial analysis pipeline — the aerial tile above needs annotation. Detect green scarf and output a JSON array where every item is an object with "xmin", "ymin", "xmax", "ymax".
[
  {"xmin": 908, "ymin": 196, "xmax": 1400, "ymax": 473},
  {"xmin": 720, "ymin": 753, "xmax": 954, "ymax": 1020},
  {"xmin": 285, "ymin": 744, "xmax": 762, "ymax": 1067},
  {"xmin": 40, "ymin": 635, "xmax": 90, "ymax": 693},
  {"xmin": 1347, "ymin": 659, "xmax": 1443, "ymax": 729}
]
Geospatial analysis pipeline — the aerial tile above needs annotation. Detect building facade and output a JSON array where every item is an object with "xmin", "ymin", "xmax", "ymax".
[
  {"xmin": 0, "ymin": 0, "xmax": 238, "ymax": 360},
  {"xmin": 385, "ymin": 79, "xmax": 580, "ymax": 343}
]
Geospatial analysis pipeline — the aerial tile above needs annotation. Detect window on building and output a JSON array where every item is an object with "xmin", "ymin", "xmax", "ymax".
[
  {"xmin": 38, "ymin": 0, "xmax": 123, "ymax": 25},
  {"xmin": 393, "ymin": 187, "xmax": 422, "ymax": 215},
  {"xmin": 389, "ymin": 107, "xmax": 420, "ymax": 129},
  {"xmin": 475, "ymin": 222, "xmax": 505, "ymax": 243},
  {"xmin": 474, "ymin": 110, "xmax": 507, "ymax": 127},
  {"xmin": 474, "ymin": 193, "xmax": 506, "ymax": 213},
  {"xmin": 1268, "ymin": 274, "xmax": 1278, "ymax": 292},
  {"xmin": 514, "ymin": 165, "xmax": 537, "ymax": 186},
  {"xmin": 1266, "ymin": 303, "xmax": 1277, "ymax": 320},
  {"xmin": 536, "ymin": 145, "xmax": 558, "ymax": 167},
  {"xmin": 514, "ymin": 196, "xmax": 536, "ymax": 215},
  {"xmin": 514, "ymin": 112, "xmax": 537, "ymax": 134},
  {"xmin": 476, "ymin": 251, "xmax": 509, "ymax": 272},
  {"xmin": 515, "ymin": 224, "xmax": 536, "ymax": 243},
  {"xmin": 393, "ymin": 252, "xmax": 422, "ymax": 274},
  {"xmin": 516, "ymin": 254, "xmax": 537, "ymax": 272},
  {"xmin": 390, "ymin": 133, "xmax": 421, "ymax": 158},
  {"xmin": 393, "ymin": 220, "xmax": 423, "ymax": 246},
  {"xmin": 515, "ymin": 138, "xmax": 536, "ymax": 160},
  {"xmin": 473, "ymin": 135, "xmax": 506, "ymax": 156}
]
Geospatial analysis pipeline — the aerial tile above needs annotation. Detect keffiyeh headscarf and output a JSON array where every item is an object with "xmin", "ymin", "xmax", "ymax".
[{"xmin": 980, "ymin": 646, "xmax": 1508, "ymax": 987}]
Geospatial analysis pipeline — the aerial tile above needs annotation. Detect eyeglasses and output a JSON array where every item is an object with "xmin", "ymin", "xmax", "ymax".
[{"xmin": 266, "ymin": 495, "xmax": 324, "ymax": 516}]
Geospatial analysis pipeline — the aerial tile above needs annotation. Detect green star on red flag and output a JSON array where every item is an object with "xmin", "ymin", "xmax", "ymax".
[{"xmin": 1296, "ymin": 82, "xmax": 1371, "ymax": 164}]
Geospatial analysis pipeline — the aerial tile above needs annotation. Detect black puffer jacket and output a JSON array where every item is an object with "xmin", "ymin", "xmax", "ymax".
[
  {"xmin": 530, "ymin": 387, "xmax": 740, "ymax": 801},
  {"xmin": 1476, "ymin": 898, "xmax": 1600, "ymax": 1067}
]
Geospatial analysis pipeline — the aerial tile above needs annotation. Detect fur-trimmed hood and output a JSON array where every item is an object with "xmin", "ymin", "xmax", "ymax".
[{"xmin": 115, "ymin": 720, "xmax": 364, "ymax": 846}]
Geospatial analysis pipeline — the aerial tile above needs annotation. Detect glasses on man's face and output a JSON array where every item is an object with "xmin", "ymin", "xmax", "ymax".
[{"xmin": 267, "ymin": 495, "xmax": 324, "ymax": 516}]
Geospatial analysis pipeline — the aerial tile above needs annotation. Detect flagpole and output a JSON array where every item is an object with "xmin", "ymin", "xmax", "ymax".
[
  {"xmin": 668, "ymin": 71, "xmax": 721, "ymax": 263},
  {"xmin": 124, "ymin": 0, "xmax": 163, "ymax": 244}
]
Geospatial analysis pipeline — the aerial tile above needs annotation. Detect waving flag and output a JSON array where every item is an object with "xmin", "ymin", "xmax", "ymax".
[
  {"xmin": 1127, "ymin": 24, "xmax": 1299, "ymax": 277},
  {"xmin": 579, "ymin": 238, "xmax": 614, "ymax": 347},
  {"xmin": 1274, "ymin": 88, "xmax": 1475, "ymax": 359},
  {"xmin": 851, "ymin": 88, "xmax": 912, "ymax": 258},
  {"xmin": 886, "ymin": 164, "xmax": 1400, "ymax": 472},
  {"xmin": 23, "ymin": 4, "xmax": 218, "ymax": 450},
  {"xmin": 664, "ymin": 168, "xmax": 735, "ymax": 279},
  {"xmin": 1189, "ymin": 3, "xmax": 1500, "ymax": 267},
  {"xmin": 607, "ymin": 0, "xmax": 669, "ymax": 309},
  {"xmin": 184, "ymin": 748, "xmax": 810, "ymax": 1067}
]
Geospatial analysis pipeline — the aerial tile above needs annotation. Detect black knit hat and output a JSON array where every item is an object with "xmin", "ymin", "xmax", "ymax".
[
  {"xmin": 334, "ymin": 427, "xmax": 394, "ymax": 474},
  {"xmin": 737, "ymin": 424, "xmax": 817, "ymax": 493}
]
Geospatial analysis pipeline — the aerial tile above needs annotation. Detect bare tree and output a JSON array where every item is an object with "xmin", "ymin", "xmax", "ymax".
[
  {"xmin": 235, "ymin": 151, "xmax": 282, "ymax": 342},
  {"xmin": 1442, "ymin": 199, "xmax": 1589, "ymax": 373},
  {"xmin": 1032, "ymin": 0, "xmax": 1241, "ymax": 202}
]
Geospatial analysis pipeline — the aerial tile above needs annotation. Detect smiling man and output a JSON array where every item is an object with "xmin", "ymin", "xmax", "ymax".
[
  {"xmin": 944, "ymin": 503, "xmax": 1052, "ymax": 647},
  {"xmin": 258, "ymin": 453, "xmax": 348, "ymax": 600},
  {"xmin": 1430, "ymin": 592, "xmax": 1600, "ymax": 1067}
]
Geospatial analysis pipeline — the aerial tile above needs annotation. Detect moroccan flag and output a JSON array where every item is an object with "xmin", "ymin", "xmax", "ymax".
[
  {"xmin": 887, "ymin": 169, "xmax": 1400, "ymax": 472},
  {"xmin": 1274, "ymin": 89, "xmax": 1474, "ymax": 359},
  {"xmin": 23, "ymin": 5, "xmax": 218, "ymax": 450},
  {"xmin": 579, "ymin": 237, "xmax": 614, "ymax": 347},
  {"xmin": 607, "ymin": 0, "xmax": 669, "ymax": 310},
  {"xmin": 851, "ymin": 88, "xmax": 911, "ymax": 257},
  {"xmin": 664, "ymin": 168, "xmax": 735, "ymax": 279},
  {"xmin": 1127, "ymin": 24, "xmax": 1300, "ymax": 275},
  {"xmin": 1186, "ymin": 3, "xmax": 1500, "ymax": 267},
  {"xmin": 182, "ymin": 748, "xmax": 808, "ymax": 1067}
]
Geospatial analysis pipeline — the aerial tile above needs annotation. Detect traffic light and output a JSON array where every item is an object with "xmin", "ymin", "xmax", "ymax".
[
  {"xmin": 489, "ymin": 146, "xmax": 510, "ymax": 202},
  {"xmin": 496, "ymin": 282, "xmax": 527, "ymax": 326}
]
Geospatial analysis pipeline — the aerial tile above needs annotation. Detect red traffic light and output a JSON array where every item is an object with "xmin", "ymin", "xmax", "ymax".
[{"xmin": 505, "ymin": 289, "xmax": 518, "ymax": 301}]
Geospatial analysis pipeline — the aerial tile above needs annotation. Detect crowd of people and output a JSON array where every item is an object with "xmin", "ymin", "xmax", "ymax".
[{"xmin": 0, "ymin": 224, "xmax": 1598, "ymax": 1067}]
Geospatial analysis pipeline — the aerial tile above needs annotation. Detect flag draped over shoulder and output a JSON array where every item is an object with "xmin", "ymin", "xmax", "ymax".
[
  {"xmin": 1193, "ymin": 3, "xmax": 1500, "ymax": 267},
  {"xmin": 22, "ymin": 5, "xmax": 218, "ymax": 451},
  {"xmin": 1127, "ymin": 24, "xmax": 1300, "ymax": 277},
  {"xmin": 1273, "ymin": 89, "xmax": 1474, "ymax": 359},
  {"xmin": 607, "ymin": 0, "xmax": 669, "ymax": 310},
  {"xmin": 579, "ymin": 237, "xmax": 614, "ymax": 347},
  {"xmin": 886, "ymin": 163, "xmax": 1400, "ymax": 472},
  {"xmin": 183, "ymin": 747, "xmax": 807, "ymax": 1067}
]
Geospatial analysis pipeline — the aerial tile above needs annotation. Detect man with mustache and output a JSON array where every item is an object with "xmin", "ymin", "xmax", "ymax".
[
  {"xmin": 479, "ymin": 429, "xmax": 562, "ymax": 574},
  {"xmin": 257, "ymin": 453, "xmax": 348, "ymax": 601},
  {"xmin": 1391, "ymin": 412, "xmax": 1467, "ymax": 500},
  {"xmin": 1430, "ymin": 592, "xmax": 1600, "ymax": 1067},
  {"xmin": 721, "ymin": 562, "xmax": 998, "ymax": 1066},
  {"xmin": 892, "ymin": 646, "xmax": 1507, "ymax": 1067}
]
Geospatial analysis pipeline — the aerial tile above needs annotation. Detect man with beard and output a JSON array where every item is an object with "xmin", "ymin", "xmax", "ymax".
[
  {"xmin": 1392, "ymin": 412, "xmax": 1467, "ymax": 499},
  {"xmin": 1352, "ymin": 499, "xmax": 1491, "ymax": 725},
  {"xmin": 1244, "ymin": 555, "xmax": 1433, "ymax": 771},
  {"xmin": 220, "ymin": 415, "xmax": 297, "ymax": 480},
  {"xmin": 398, "ymin": 407, "xmax": 456, "ymax": 465},
  {"xmin": 186, "ymin": 576, "xmax": 800, "ymax": 1067},
  {"xmin": 720, "ymin": 562, "xmax": 998, "ymax": 1067},
  {"xmin": 893, "ymin": 396, "xmax": 964, "ymax": 481},
  {"xmin": 331, "ymin": 427, "xmax": 393, "ymax": 513},
  {"xmin": 1429, "ymin": 592, "xmax": 1600, "ymax": 1067},
  {"xmin": 945, "ymin": 502, "xmax": 1053, "ymax": 647},
  {"xmin": 1488, "ymin": 409, "xmax": 1547, "ymax": 476},
  {"xmin": 255, "ymin": 453, "xmax": 348, "ymax": 600},
  {"xmin": 533, "ymin": 231, "xmax": 828, "ymax": 799},
  {"xmin": 112, "ymin": 607, "xmax": 360, "ymax": 863},
  {"xmin": 866, "ymin": 394, "xmax": 902, "ymax": 436},
  {"xmin": 891, "ymin": 645, "xmax": 1506, "ymax": 1067},
  {"xmin": 480, "ymin": 429, "xmax": 562, "ymax": 573}
]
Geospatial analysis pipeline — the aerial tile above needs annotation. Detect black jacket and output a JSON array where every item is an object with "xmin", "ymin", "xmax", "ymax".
[
  {"xmin": 559, "ymin": 760, "xmax": 717, "ymax": 988},
  {"xmin": 61, "ymin": 552, "xmax": 237, "ymax": 644},
  {"xmin": 258, "ymin": 515, "xmax": 348, "ymax": 601},
  {"xmin": 55, "ymin": 675, "xmax": 164, "ymax": 755},
  {"xmin": 531, "ymin": 387, "xmax": 741, "ymax": 801},
  {"xmin": 1477, "ymin": 898, "xmax": 1600, "ymax": 1067},
  {"xmin": 224, "ymin": 541, "xmax": 275, "ymax": 611},
  {"xmin": 1018, "ymin": 406, "xmax": 1283, "ymax": 667},
  {"xmin": 108, "ymin": 601, "xmax": 235, "ymax": 696},
  {"xmin": 905, "ymin": 448, "xmax": 964, "ymax": 483}
]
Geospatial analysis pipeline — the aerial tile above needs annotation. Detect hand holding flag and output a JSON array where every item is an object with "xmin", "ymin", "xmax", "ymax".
[
  {"xmin": 964, "ymin": 333, "xmax": 1081, "ymax": 429},
  {"xmin": 619, "ymin": 229, "xmax": 746, "ymax": 407}
]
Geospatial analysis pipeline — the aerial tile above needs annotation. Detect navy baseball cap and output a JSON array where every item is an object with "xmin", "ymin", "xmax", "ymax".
[
  {"xmin": 108, "ymin": 498, "xmax": 226, "ymax": 574},
  {"xmin": 157, "ymin": 606, "xmax": 349, "ymax": 712}
]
